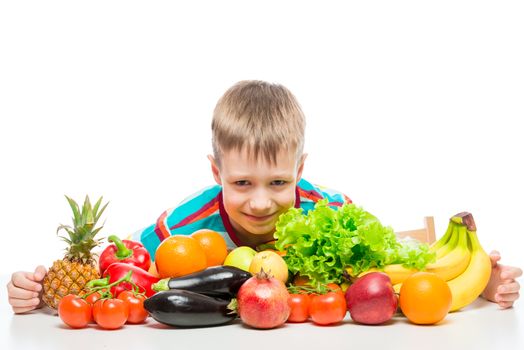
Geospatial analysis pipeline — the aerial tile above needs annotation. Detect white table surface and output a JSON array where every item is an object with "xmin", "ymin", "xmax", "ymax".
[{"xmin": 1, "ymin": 274, "xmax": 522, "ymax": 350}]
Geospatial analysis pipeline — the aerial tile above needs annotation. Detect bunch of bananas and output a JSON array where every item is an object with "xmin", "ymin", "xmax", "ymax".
[{"xmin": 348, "ymin": 212, "xmax": 492, "ymax": 311}]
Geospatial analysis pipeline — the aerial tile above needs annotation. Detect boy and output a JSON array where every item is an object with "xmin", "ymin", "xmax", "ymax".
[{"xmin": 7, "ymin": 80, "xmax": 522, "ymax": 314}]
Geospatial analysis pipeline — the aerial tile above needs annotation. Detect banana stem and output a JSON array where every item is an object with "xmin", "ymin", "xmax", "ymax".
[{"xmin": 451, "ymin": 212, "xmax": 477, "ymax": 231}]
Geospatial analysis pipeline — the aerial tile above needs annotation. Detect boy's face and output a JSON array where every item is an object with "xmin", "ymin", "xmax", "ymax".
[{"xmin": 208, "ymin": 148, "xmax": 306, "ymax": 244}]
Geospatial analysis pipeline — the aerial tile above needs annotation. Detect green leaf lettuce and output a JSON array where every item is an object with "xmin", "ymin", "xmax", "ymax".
[{"xmin": 274, "ymin": 199, "xmax": 435, "ymax": 285}]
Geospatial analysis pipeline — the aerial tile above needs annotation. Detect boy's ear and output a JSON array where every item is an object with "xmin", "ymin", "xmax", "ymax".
[
  {"xmin": 296, "ymin": 153, "xmax": 308, "ymax": 182},
  {"xmin": 207, "ymin": 154, "xmax": 222, "ymax": 185}
]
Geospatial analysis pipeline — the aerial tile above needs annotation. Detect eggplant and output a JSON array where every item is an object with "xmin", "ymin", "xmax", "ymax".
[
  {"xmin": 152, "ymin": 265, "xmax": 252, "ymax": 298},
  {"xmin": 144, "ymin": 289, "xmax": 236, "ymax": 327}
]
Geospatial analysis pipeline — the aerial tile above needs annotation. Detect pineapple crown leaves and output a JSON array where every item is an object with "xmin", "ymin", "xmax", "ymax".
[
  {"xmin": 66, "ymin": 195, "xmax": 108, "ymax": 229},
  {"xmin": 57, "ymin": 195, "xmax": 109, "ymax": 263}
]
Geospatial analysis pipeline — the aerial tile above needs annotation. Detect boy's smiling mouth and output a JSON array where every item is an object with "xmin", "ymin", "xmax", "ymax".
[{"xmin": 243, "ymin": 213, "xmax": 275, "ymax": 222}]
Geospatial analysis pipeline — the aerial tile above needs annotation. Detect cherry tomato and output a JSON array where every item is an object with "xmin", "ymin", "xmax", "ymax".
[
  {"xmin": 92, "ymin": 298, "xmax": 129, "ymax": 329},
  {"xmin": 85, "ymin": 292, "xmax": 102, "ymax": 305},
  {"xmin": 287, "ymin": 293, "xmax": 310, "ymax": 323},
  {"xmin": 58, "ymin": 294, "xmax": 91, "ymax": 329},
  {"xmin": 117, "ymin": 291, "xmax": 148, "ymax": 324},
  {"xmin": 309, "ymin": 291, "xmax": 347, "ymax": 325},
  {"xmin": 84, "ymin": 292, "xmax": 103, "ymax": 323}
]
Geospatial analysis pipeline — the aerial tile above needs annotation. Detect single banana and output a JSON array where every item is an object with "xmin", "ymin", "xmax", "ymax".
[
  {"xmin": 447, "ymin": 213, "xmax": 492, "ymax": 312},
  {"xmin": 425, "ymin": 224, "xmax": 471, "ymax": 281},
  {"xmin": 376, "ymin": 264, "xmax": 418, "ymax": 285},
  {"xmin": 429, "ymin": 220, "xmax": 453, "ymax": 253},
  {"xmin": 434, "ymin": 222, "xmax": 460, "ymax": 259}
]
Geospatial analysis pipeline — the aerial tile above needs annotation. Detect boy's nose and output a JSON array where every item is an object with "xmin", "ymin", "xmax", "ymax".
[{"xmin": 249, "ymin": 197, "xmax": 272, "ymax": 212}]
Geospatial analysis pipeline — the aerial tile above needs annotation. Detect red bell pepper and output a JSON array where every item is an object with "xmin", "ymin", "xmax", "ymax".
[
  {"xmin": 99, "ymin": 235, "xmax": 151, "ymax": 274},
  {"xmin": 102, "ymin": 262, "xmax": 159, "ymax": 297}
]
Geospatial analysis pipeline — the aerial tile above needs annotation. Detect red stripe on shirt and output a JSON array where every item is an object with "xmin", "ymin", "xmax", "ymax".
[
  {"xmin": 298, "ymin": 188, "xmax": 324, "ymax": 202},
  {"xmin": 185, "ymin": 201, "xmax": 220, "ymax": 226},
  {"xmin": 171, "ymin": 196, "xmax": 219, "ymax": 230},
  {"xmin": 154, "ymin": 211, "xmax": 171, "ymax": 242}
]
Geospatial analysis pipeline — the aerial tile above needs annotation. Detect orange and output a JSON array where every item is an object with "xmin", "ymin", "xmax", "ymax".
[
  {"xmin": 191, "ymin": 229, "xmax": 228, "ymax": 267},
  {"xmin": 399, "ymin": 272, "xmax": 452, "ymax": 325},
  {"xmin": 154, "ymin": 235, "xmax": 207, "ymax": 278}
]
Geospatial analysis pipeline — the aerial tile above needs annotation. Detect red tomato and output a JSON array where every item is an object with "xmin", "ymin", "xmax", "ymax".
[
  {"xmin": 287, "ymin": 293, "xmax": 310, "ymax": 323},
  {"xmin": 117, "ymin": 291, "xmax": 148, "ymax": 324},
  {"xmin": 309, "ymin": 292, "xmax": 347, "ymax": 325},
  {"xmin": 58, "ymin": 294, "xmax": 91, "ymax": 329},
  {"xmin": 93, "ymin": 299, "xmax": 129, "ymax": 329},
  {"xmin": 85, "ymin": 292, "xmax": 102, "ymax": 305},
  {"xmin": 84, "ymin": 292, "xmax": 104, "ymax": 323}
]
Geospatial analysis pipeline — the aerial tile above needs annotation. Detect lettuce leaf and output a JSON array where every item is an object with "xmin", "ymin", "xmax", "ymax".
[{"xmin": 274, "ymin": 199, "xmax": 435, "ymax": 285}]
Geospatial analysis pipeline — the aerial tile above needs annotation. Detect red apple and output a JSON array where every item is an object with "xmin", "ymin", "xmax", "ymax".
[{"xmin": 345, "ymin": 272, "xmax": 398, "ymax": 325}]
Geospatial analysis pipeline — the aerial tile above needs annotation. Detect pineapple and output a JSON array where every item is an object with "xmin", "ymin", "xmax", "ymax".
[{"xmin": 42, "ymin": 195, "xmax": 108, "ymax": 309}]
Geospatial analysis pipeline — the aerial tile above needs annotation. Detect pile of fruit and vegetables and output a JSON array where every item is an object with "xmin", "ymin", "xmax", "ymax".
[{"xmin": 46, "ymin": 196, "xmax": 492, "ymax": 330}]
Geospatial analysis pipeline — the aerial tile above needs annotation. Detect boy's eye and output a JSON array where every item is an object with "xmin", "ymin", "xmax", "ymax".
[
  {"xmin": 235, "ymin": 180, "xmax": 250, "ymax": 186},
  {"xmin": 271, "ymin": 180, "xmax": 287, "ymax": 186}
]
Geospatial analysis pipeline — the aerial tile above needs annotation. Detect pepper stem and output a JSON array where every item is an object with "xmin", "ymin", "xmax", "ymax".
[
  {"xmin": 85, "ymin": 276, "xmax": 110, "ymax": 289},
  {"xmin": 84, "ymin": 270, "xmax": 134, "ymax": 299},
  {"xmin": 108, "ymin": 235, "xmax": 134, "ymax": 259}
]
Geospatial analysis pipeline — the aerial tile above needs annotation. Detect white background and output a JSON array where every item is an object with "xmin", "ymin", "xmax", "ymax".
[{"xmin": 0, "ymin": 1, "xmax": 522, "ymax": 276}]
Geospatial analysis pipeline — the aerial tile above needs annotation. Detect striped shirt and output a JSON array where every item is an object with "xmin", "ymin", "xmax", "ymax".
[{"xmin": 132, "ymin": 178, "xmax": 351, "ymax": 259}]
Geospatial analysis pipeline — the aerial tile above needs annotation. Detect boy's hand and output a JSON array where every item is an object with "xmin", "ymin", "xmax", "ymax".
[
  {"xmin": 6, "ymin": 265, "xmax": 47, "ymax": 314},
  {"xmin": 481, "ymin": 251, "xmax": 522, "ymax": 309}
]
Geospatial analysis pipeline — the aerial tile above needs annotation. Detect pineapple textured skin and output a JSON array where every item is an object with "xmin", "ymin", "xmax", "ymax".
[{"xmin": 43, "ymin": 259, "xmax": 100, "ymax": 309}]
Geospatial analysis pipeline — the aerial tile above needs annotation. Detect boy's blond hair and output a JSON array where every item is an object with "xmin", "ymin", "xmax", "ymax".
[{"xmin": 212, "ymin": 80, "xmax": 305, "ymax": 167}]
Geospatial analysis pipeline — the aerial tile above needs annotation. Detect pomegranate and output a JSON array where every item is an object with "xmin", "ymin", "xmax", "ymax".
[{"xmin": 237, "ymin": 269, "xmax": 290, "ymax": 329}]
